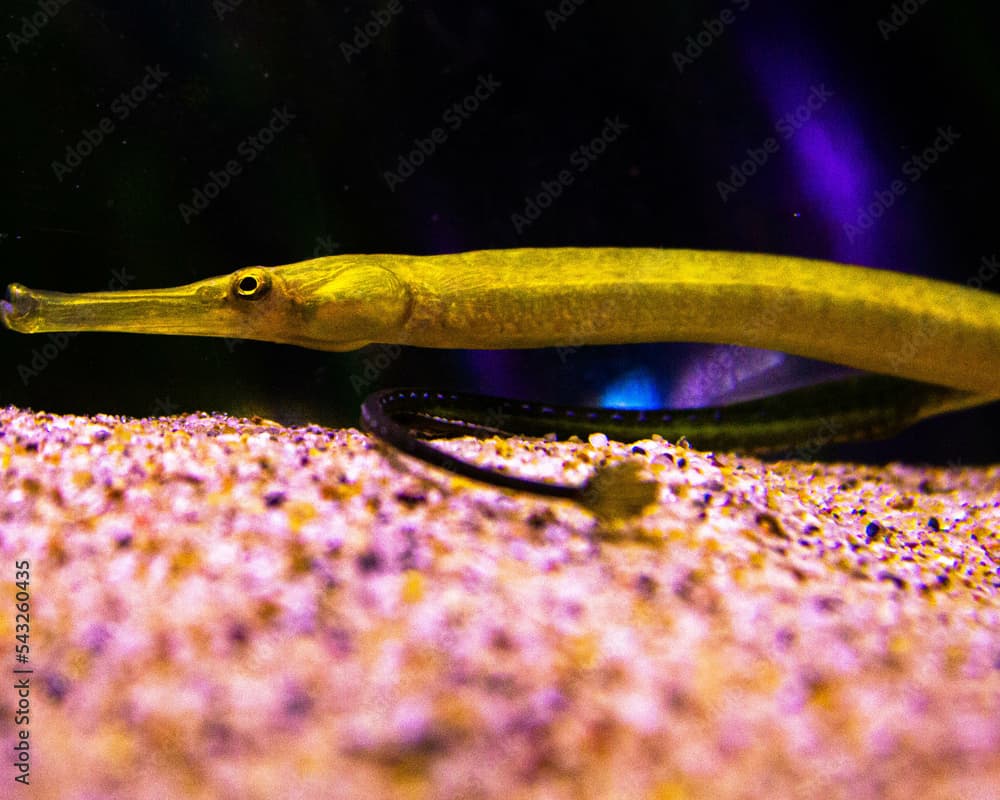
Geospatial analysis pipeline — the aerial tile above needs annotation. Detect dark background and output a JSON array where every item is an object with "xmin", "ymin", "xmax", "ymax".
[{"xmin": 1, "ymin": 1, "xmax": 997, "ymax": 463}]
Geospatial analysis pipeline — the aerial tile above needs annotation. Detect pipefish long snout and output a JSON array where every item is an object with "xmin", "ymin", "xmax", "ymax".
[{"xmin": 4, "ymin": 247, "xmax": 998, "ymax": 515}]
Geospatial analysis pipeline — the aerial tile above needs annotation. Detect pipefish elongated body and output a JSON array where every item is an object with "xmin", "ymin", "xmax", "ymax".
[{"xmin": 3, "ymin": 248, "xmax": 998, "ymax": 515}]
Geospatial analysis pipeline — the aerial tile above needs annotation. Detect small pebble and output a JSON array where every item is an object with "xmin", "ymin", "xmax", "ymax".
[{"xmin": 588, "ymin": 432, "xmax": 609, "ymax": 448}]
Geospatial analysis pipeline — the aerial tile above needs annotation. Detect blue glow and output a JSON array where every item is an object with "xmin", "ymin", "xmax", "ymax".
[{"xmin": 599, "ymin": 368, "xmax": 660, "ymax": 408}]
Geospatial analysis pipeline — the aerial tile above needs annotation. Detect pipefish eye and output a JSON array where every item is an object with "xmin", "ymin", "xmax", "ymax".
[{"xmin": 232, "ymin": 269, "xmax": 271, "ymax": 300}]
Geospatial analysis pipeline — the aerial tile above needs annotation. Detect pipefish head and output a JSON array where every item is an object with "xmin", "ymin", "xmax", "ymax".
[{"xmin": 1, "ymin": 256, "xmax": 413, "ymax": 352}]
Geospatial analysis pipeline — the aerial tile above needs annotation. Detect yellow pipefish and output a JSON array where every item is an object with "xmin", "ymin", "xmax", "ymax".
[{"xmin": 3, "ymin": 248, "xmax": 998, "ymax": 514}]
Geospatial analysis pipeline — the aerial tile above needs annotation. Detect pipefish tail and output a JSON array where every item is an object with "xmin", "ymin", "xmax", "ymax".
[
  {"xmin": 359, "ymin": 377, "xmax": 987, "ymax": 518},
  {"xmin": 3, "ymin": 248, "xmax": 998, "ymax": 514}
]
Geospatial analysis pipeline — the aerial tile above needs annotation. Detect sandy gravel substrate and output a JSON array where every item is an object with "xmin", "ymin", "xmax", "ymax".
[{"xmin": 0, "ymin": 405, "xmax": 997, "ymax": 800}]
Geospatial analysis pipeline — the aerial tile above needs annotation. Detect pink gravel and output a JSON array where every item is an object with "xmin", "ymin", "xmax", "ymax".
[{"xmin": 0, "ymin": 405, "xmax": 998, "ymax": 799}]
